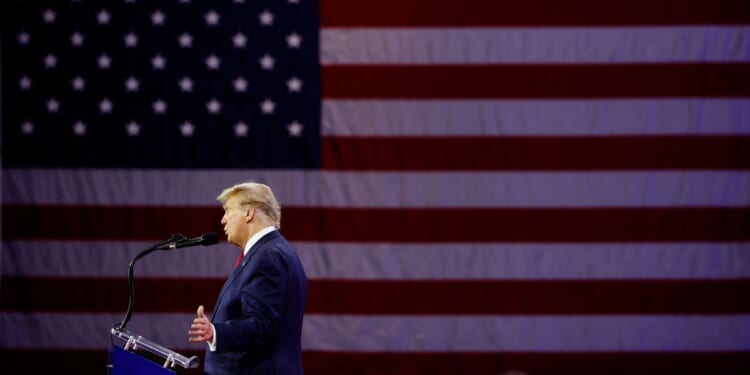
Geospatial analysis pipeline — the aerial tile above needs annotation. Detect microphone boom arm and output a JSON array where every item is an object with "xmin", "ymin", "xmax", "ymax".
[{"xmin": 115, "ymin": 233, "xmax": 186, "ymax": 331}]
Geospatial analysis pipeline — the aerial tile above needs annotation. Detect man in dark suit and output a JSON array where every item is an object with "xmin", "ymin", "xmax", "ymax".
[{"xmin": 189, "ymin": 181, "xmax": 308, "ymax": 374}]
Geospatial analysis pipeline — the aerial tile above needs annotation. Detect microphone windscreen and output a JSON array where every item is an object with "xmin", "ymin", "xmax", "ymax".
[{"xmin": 202, "ymin": 232, "xmax": 219, "ymax": 245}]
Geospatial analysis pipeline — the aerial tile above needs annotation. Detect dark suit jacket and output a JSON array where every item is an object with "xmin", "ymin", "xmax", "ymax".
[{"xmin": 205, "ymin": 230, "xmax": 308, "ymax": 375}]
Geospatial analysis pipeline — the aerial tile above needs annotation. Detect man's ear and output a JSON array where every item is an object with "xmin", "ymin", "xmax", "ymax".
[{"xmin": 245, "ymin": 207, "xmax": 255, "ymax": 223}]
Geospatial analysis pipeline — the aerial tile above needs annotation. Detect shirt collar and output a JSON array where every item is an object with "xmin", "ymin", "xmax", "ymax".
[{"xmin": 243, "ymin": 226, "xmax": 276, "ymax": 255}]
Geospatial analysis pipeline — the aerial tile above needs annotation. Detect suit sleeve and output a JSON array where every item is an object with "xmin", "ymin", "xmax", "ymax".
[{"xmin": 213, "ymin": 248, "xmax": 287, "ymax": 352}]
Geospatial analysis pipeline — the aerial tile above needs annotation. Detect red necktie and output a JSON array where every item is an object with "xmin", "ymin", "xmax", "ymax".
[{"xmin": 234, "ymin": 252, "xmax": 244, "ymax": 269}]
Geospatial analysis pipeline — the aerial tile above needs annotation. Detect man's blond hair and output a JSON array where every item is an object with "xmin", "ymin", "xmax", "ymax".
[{"xmin": 217, "ymin": 182, "xmax": 281, "ymax": 229}]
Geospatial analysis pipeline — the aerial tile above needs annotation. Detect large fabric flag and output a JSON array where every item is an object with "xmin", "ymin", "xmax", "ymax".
[{"xmin": 1, "ymin": 0, "xmax": 749, "ymax": 374}]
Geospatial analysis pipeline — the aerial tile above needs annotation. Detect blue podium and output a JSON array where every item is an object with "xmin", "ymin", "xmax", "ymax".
[{"xmin": 108, "ymin": 328, "xmax": 200, "ymax": 374}]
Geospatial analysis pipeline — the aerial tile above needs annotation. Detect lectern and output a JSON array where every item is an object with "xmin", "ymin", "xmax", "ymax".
[{"xmin": 108, "ymin": 328, "xmax": 200, "ymax": 374}]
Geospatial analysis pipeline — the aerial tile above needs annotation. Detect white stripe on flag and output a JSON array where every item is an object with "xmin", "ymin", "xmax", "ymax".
[
  {"xmin": 4, "ymin": 170, "xmax": 749, "ymax": 207},
  {"xmin": 321, "ymin": 27, "xmax": 750, "ymax": 64},
  {"xmin": 5, "ymin": 241, "xmax": 749, "ymax": 280},
  {"xmin": 302, "ymin": 315, "xmax": 750, "ymax": 352},
  {"xmin": 1, "ymin": 241, "xmax": 239, "ymax": 278},
  {"xmin": 322, "ymin": 99, "xmax": 750, "ymax": 136},
  {"xmin": 296, "ymin": 242, "xmax": 750, "ymax": 280},
  {"xmin": 0, "ymin": 312, "xmax": 195, "ymax": 350},
  {"xmin": 2, "ymin": 312, "xmax": 748, "ymax": 352}
]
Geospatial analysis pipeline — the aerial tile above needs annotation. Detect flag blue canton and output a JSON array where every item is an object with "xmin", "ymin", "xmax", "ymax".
[{"xmin": 1, "ymin": 0, "xmax": 320, "ymax": 169}]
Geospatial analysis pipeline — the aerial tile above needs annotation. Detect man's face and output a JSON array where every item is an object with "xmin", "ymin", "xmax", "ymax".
[{"xmin": 221, "ymin": 196, "xmax": 249, "ymax": 248}]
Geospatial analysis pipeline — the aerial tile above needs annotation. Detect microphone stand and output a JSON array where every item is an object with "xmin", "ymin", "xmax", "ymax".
[
  {"xmin": 115, "ymin": 233, "xmax": 186, "ymax": 331},
  {"xmin": 108, "ymin": 233, "xmax": 201, "ymax": 371}
]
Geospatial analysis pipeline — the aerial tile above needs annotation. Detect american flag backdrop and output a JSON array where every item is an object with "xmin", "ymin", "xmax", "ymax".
[{"xmin": 2, "ymin": 0, "xmax": 750, "ymax": 374}]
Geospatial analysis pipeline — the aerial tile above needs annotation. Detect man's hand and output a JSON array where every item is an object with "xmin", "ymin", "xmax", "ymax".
[{"xmin": 189, "ymin": 305, "xmax": 214, "ymax": 343}]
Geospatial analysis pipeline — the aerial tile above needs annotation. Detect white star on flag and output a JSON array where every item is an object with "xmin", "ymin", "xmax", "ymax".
[
  {"xmin": 178, "ymin": 33, "xmax": 193, "ymax": 48},
  {"xmin": 151, "ymin": 10, "xmax": 166, "ymax": 26},
  {"xmin": 207, "ymin": 99, "xmax": 222, "ymax": 114},
  {"xmin": 152, "ymin": 54, "xmax": 167, "ymax": 69},
  {"xmin": 153, "ymin": 99, "xmax": 168, "ymax": 114},
  {"xmin": 43, "ymin": 9, "xmax": 56, "ymax": 23},
  {"xmin": 44, "ymin": 54, "xmax": 57, "ymax": 68},
  {"xmin": 287, "ymin": 77, "xmax": 303, "ymax": 92},
  {"xmin": 124, "ymin": 76, "xmax": 140, "ymax": 92},
  {"xmin": 233, "ymin": 32, "xmax": 247, "ymax": 48},
  {"xmin": 97, "ymin": 54, "xmax": 112, "ymax": 69},
  {"xmin": 71, "ymin": 76, "xmax": 86, "ymax": 91},
  {"xmin": 259, "ymin": 54, "xmax": 275, "ymax": 70},
  {"xmin": 47, "ymin": 98, "xmax": 60, "ymax": 113},
  {"xmin": 259, "ymin": 10, "xmax": 274, "ymax": 26},
  {"xmin": 99, "ymin": 98, "xmax": 113, "ymax": 113},
  {"xmin": 287, "ymin": 121, "xmax": 303, "ymax": 137},
  {"xmin": 21, "ymin": 120, "xmax": 34, "ymax": 134},
  {"xmin": 205, "ymin": 10, "xmax": 220, "ymax": 26},
  {"xmin": 286, "ymin": 32, "xmax": 302, "ymax": 49},
  {"xmin": 70, "ymin": 32, "xmax": 84, "ymax": 47},
  {"xmin": 126, "ymin": 120, "xmax": 140, "ymax": 136},
  {"xmin": 124, "ymin": 32, "xmax": 138, "ymax": 47},
  {"xmin": 17, "ymin": 32, "xmax": 30, "ymax": 45},
  {"xmin": 73, "ymin": 121, "xmax": 87, "ymax": 136},
  {"xmin": 234, "ymin": 121, "xmax": 249, "ymax": 137},
  {"xmin": 19, "ymin": 76, "xmax": 32, "ymax": 90},
  {"xmin": 260, "ymin": 98, "xmax": 275, "ymax": 114},
  {"xmin": 180, "ymin": 121, "xmax": 195, "ymax": 137},
  {"xmin": 205, "ymin": 55, "xmax": 221, "ymax": 70},
  {"xmin": 233, "ymin": 77, "xmax": 248, "ymax": 92},
  {"xmin": 97, "ymin": 10, "xmax": 111, "ymax": 25},
  {"xmin": 179, "ymin": 77, "xmax": 193, "ymax": 92}
]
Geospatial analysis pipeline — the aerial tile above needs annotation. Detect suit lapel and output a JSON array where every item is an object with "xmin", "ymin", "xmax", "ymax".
[{"xmin": 211, "ymin": 231, "xmax": 280, "ymax": 320}]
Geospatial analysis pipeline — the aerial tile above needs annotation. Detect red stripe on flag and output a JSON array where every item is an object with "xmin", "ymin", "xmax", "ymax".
[
  {"xmin": 320, "ymin": 0, "xmax": 750, "ymax": 26},
  {"xmin": 322, "ymin": 64, "xmax": 750, "ymax": 98},
  {"xmin": 322, "ymin": 136, "xmax": 750, "ymax": 171},
  {"xmin": 309, "ymin": 279, "xmax": 750, "ymax": 314},
  {"xmin": 4, "ymin": 205, "xmax": 749, "ymax": 242},
  {"xmin": 1, "ymin": 205, "xmax": 224, "ymax": 241},
  {"xmin": 304, "ymin": 351, "xmax": 750, "ymax": 375},
  {"xmin": 3, "ymin": 277, "xmax": 749, "ymax": 314}
]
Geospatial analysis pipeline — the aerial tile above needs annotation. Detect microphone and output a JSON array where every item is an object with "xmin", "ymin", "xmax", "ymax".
[{"xmin": 168, "ymin": 232, "xmax": 219, "ymax": 249}]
